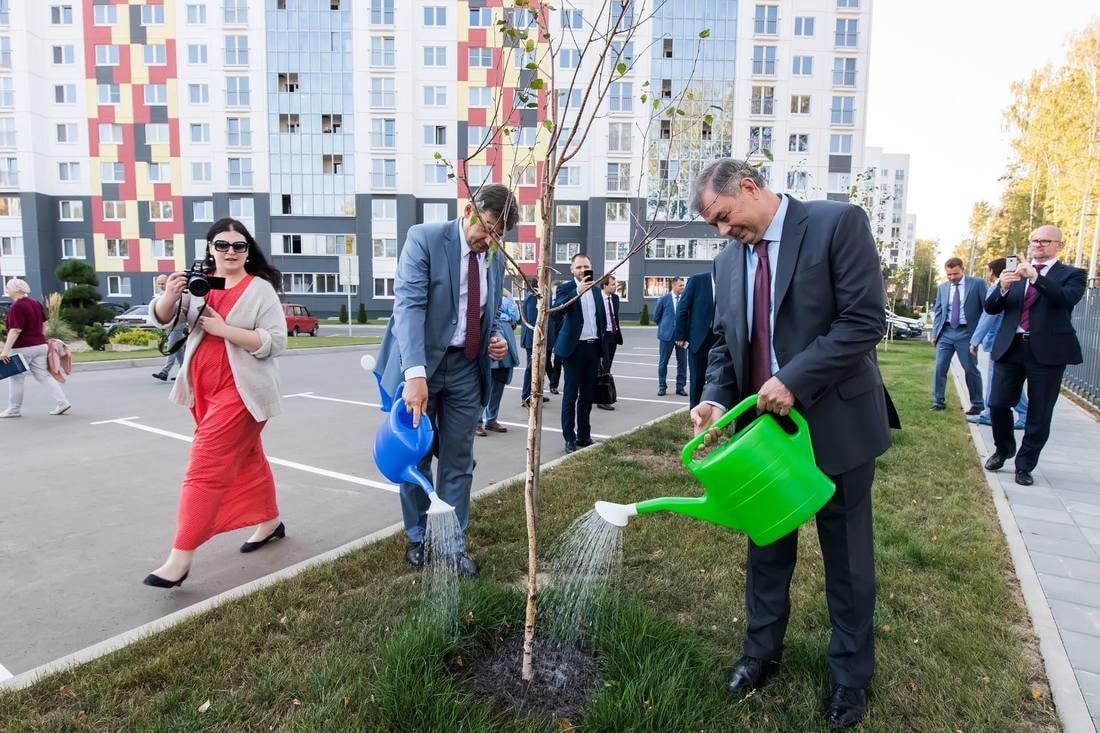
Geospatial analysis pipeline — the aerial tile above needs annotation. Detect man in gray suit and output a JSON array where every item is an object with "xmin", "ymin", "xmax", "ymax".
[
  {"xmin": 930, "ymin": 256, "xmax": 985, "ymax": 414},
  {"xmin": 691, "ymin": 159, "xmax": 895, "ymax": 727},
  {"xmin": 374, "ymin": 184, "xmax": 517, "ymax": 577}
]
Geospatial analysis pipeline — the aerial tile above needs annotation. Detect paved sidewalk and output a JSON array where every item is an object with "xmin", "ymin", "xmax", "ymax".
[{"xmin": 952, "ymin": 364, "xmax": 1100, "ymax": 732}]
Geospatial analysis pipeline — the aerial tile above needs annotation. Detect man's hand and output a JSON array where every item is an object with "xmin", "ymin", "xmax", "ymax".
[
  {"xmin": 999, "ymin": 268, "xmax": 1022, "ymax": 292},
  {"xmin": 578, "ymin": 280, "xmax": 596, "ymax": 296},
  {"xmin": 930, "ymin": 337, "xmax": 937, "ymax": 347},
  {"xmin": 403, "ymin": 376, "xmax": 429, "ymax": 428},
  {"xmin": 969, "ymin": 344, "xmax": 979, "ymax": 357},
  {"xmin": 488, "ymin": 336, "xmax": 507, "ymax": 361},
  {"xmin": 675, "ymin": 340, "xmax": 687, "ymax": 349},
  {"xmin": 690, "ymin": 402, "xmax": 721, "ymax": 440},
  {"xmin": 756, "ymin": 376, "xmax": 795, "ymax": 416},
  {"xmin": 1015, "ymin": 260, "xmax": 1038, "ymax": 283}
]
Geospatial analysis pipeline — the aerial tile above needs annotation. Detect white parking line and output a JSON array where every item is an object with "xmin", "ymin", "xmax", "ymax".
[
  {"xmin": 92, "ymin": 417, "xmax": 398, "ymax": 493},
  {"xmin": 0, "ymin": 662, "xmax": 12, "ymax": 682},
  {"xmin": 609, "ymin": 359, "xmax": 660, "ymax": 367},
  {"xmin": 488, "ymin": 419, "xmax": 610, "ymax": 439},
  {"xmin": 285, "ymin": 391, "xmax": 380, "ymax": 408},
  {"xmin": 502, "ymin": 384, "xmax": 686, "ymax": 406},
  {"xmin": 631, "ymin": 347, "xmax": 661, "ymax": 351}
]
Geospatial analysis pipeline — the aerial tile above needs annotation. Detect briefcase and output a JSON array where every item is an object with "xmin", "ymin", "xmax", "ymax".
[
  {"xmin": 0, "ymin": 353, "xmax": 27, "ymax": 381},
  {"xmin": 595, "ymin": 370, "xmax": 617, "ymax": 406}
]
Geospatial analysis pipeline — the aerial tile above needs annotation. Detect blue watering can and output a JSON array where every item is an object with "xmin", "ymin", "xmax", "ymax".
[{"xmin": 362, "ymin": 355, "xmax": 455, "ymax": 517}]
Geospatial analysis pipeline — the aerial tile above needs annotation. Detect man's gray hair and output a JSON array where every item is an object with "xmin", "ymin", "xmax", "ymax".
[{"xmin": 691, "ymin": 158, "xmax": 767, "ymax": 215}]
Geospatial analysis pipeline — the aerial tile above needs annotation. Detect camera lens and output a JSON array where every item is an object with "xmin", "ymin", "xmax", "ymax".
[{"xmin": 187, "ymin": 277, "xmax": 210, "ymax": 297}]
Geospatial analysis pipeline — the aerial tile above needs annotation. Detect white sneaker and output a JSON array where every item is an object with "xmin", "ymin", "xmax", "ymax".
[
  {"xmin": 0, "ymin": 409, "xmax": 21, "ymax": 418},
  {"xmin": 49, "ymin": 403, "xmax": 71, "ymax": 416}
]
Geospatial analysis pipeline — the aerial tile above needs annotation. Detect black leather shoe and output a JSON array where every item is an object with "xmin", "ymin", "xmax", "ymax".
[
  {"xmin": 824, "ymin": 684, "xmax": 868, "ymax": 727},
  {"xmin": 658, "ymin": 389, "xmax": 667, "ymax": 396},
  {"xmin": 576, "ymin": 438, "xmax": 596, "ymax": 448},
  {"xmin": 965, "ymin": 405, "xmax": 984, "ymax": 416},
  {"xmin": 676, "ymin": 389, "xmax": 688, "ymax": 396},
  {"xmin": 240, "ymin": 522, "xmax": 285, "ymax": 553},
  {"xmin": 596, "ymin": 403, "xmax": 615, "ymax": 410},
  {"xmin": 143, "ymin": 570, "xmax": 188, "ymax": 588},
  {"xmin": 728, "ymin": 655, "xmax": 779, "ymax": 694},
  {"xmin": 550, "ymin": 387, "xmax": 559, "ymax": 395},
  {"xmin": 985, "ymin": 452, "xmax": 1012, "ymax": 471},
  {"xmin": 1015, "ymin": 470, "xmax": 1034, "ymax": 486},
  {"xmin": 152, "ymin": 371, "xmax": 168, "ymax": 381},
  {"xmin": 929, "ymin": 404, "xmax": 945, "ymax": 411},
  {"xmin": 406, "ymin": 542, "xmax": 425, "ymax": 568},
  {"xmin": 453, "ymin": 551, "xmax": 478, "ymax": 578},
  {"xmin": 565, "ymin": 441, "xmax": 577, "ymax": 453}
]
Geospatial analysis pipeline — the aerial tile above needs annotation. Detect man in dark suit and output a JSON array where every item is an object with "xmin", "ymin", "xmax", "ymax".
[
  {"xmin": 691, "ymin": 158, "xmax": 895, "ymax": 727},
  {"xmin": 983, "ymin": 225, "xmax": 1086, "ymax": 486},
  {"xmin": 519, "ymin": 280, "xmax": 549, "ymax": 409},
  {"xmin": 653, "ymin": 277, "xmax": 687, "ymax": 396},
  {"xmin": 930, "ymin": 257, "xmax": 986, "ymax": 414},
  {"xmin": 547, "ymin": 280, "xmax": 564, "ymax": 395},
  {"xmin": 553, "ymin": 253, "xmax": 607, "ymax": 453},
  {"xmin": 674, "ymin": 271, "xmax": 716, "ymax": 408},
  {"xmin": 596, "ymin": 275, "xmax": 623, "ymax": 412}
]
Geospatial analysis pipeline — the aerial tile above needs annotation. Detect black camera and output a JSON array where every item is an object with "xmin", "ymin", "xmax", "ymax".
[{"xmin": 184, "ymin": 260, "xmax": 226, "ymax": 297}]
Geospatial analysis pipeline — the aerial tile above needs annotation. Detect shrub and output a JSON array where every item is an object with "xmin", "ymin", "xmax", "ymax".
[
  {"xmin": 44, "ymin": 292, "xmax": 78, "ymax": 343},
  {"xmin": 357, "ymin": 302, "xmax": 367, "ymax": 324},
  {"xmin": 338, "ymin": 303, "xmax": 348, "ymax": 324},
  {"xmin": 639, "ymin": 304, "xmax": 650, "ymax": 326},
  {"xmin": 84, "ymin": 324, "xmax": 109, "ymax": 351},
  {"xmin": 55, "ymin": 261, "xmax": 113, "ymax": 332},
  {"xmin": 110, "ymin": 327, "xmax": 164, "ymax": 346}
]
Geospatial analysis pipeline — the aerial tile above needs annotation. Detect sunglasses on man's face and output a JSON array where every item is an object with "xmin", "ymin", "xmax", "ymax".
[{"xmin": 211, "ymin": 240, "xmax": 249, "ymax": 253}]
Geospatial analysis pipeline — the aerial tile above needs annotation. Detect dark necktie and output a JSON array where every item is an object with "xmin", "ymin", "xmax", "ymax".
[
  {"xmin": 606, "ymin": 295, "xmax": 618, "ymax": 332},
  {"xmin": 750, "ymin": 240, "xmax": 772, "ymax": 393},
  {"xmin": 1019, "ymin": 263, "xmax": 1045, "ymax": 334},
  {"xmin": 949, "ymin": 283, "xmax": 960, "ymax": 328},
  {"xmin": 464, "ymin": 251, "xmax": 481, "ymax": 360}
]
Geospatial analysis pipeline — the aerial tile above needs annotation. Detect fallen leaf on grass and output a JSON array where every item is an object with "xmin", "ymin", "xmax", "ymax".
[
  {"xmin": 559, "ymin": 718, "xmax": 576, "ymax": 731},
  {"xmin": 1030, "ymin": 688, "xmax": 1045, "ymax": 701},
  {"xmin": 880, "ymin": 624, "xmax": 892, "ymax": 633},
  {"xmin": 343, "ymin": 696, "xmax": 351, "ymax": 708},
  {"xmin": 279, "ymin": 615, "xmax": 288, "ymax": 626},
  {"xmin": 59, "ymin": 685, "xmax": 74, "ymax": 698},
  {"xmin": 77, "ymin": 711, "xmax": 88, "ymax": 723},
  {"xmin": 197, "ymin": 700, "xmax": 211, "ymax": 713},
  {"xmin": 291, "ymin": 698, "xmax": 303, "ymax": 707}
]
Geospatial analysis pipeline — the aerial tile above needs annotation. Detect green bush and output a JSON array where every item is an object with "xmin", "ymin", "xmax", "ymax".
[
  {"xmin": 55, "ymin": 261, "xmax": 113, "ymax": 332},
  {"xmin": 110, "ymin": 327, "xmax": 164, "ymax": 346},
  {"xmin": 84, "ymin": 324, "xmax": 109, "ymax": 351},
  {"xmin": 639, "ymin": 303, "xmax": 650, "ymax": 326},
  {"xmin": 338, "ymin": 303, "xmax": 348, "ymax": 324},
  {"xmin": 893, "ymin": 302, "xmax": 917, "ymax": 319},
  {"xmin": 357, "ymin": 302, "xmax": 367, "ymax": 324}
]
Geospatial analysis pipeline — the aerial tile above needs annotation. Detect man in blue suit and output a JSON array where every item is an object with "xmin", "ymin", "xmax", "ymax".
[
  {"xmin": 374, "ymin": 184, "xmax": 517, "ymax": 576},
  {"xmin": 674, "ymin": 271, "xmax": 716, "ymax": 408},
  {"xmin": 553, "ymin": 253, "xmax": 607, "ymax": 453},
  {"xmin": 653, "ymin": 276, "xmax": 687, "ymax": 396},
  {"xmin": 930, "ymin": 257, "xmax": 985, "ymax": 414}
]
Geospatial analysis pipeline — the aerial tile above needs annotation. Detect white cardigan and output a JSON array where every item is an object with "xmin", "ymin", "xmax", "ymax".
[{"xmin": 149, "ymin": 277, "xmax": 287, "ymax": 422}]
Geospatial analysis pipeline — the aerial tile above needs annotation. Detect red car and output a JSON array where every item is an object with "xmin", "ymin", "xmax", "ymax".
[{"xmin": 283, "ymin": 303, "xmax": 319, "ymax": 337}]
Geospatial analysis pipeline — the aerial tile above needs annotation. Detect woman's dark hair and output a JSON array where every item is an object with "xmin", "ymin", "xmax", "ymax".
[{"xmin": 204, "ymin": 217, "xmax": 282, "ymax": 292}]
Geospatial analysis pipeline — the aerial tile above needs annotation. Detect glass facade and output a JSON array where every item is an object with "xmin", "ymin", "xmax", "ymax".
[{"xmin": 266, "ymin": 1, "xmax": 355, "ymax": 217}]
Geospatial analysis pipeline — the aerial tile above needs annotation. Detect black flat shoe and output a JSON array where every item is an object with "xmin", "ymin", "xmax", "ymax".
[
  {"xmin": 824, "ymin": 684, "xmax": 868, "ymax": 727},
  {"xmin": 728, "ymin": 655, "xmax": 780, "ymax": 694},
  {"xmin": 143, "ymin": 570, "xmax": 188, "ymax": 588},
  {"xmin": 240, "ymin": 522, "xmax": 285, "ymax": 553},
  {"xmin": 406, "ymin": 542, "xmax": 425, "ymax": 568},
  {"xmin": 452, "ymin": 551, "xmax": 479, "ymax": 578},
  {"xmin": 1015, "ymin": 470, "xmax": 1034, "ymax": 486},
  {"xmin": 965, "ymin": 405, "xmax": 984, "ymax": 416},
  {"xmin": 984, "ymin": 452, "xmax": 1013, "ymax": 471}
]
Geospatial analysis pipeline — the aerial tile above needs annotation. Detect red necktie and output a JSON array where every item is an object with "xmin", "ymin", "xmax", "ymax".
[
  {"xmin": 750, "ymin": 240, "xmax": 772, "ymax": 392},
  {"xmin": 1019, "ymin": 263, "xmax": 1045, "ymax": 334},
  {"xmin": 464, "ymin": 251, "xmax": 481, "ymax": 360},
  {"xmin": 606, "ymin": 295, "xmax": 618, "ymax": 332}
]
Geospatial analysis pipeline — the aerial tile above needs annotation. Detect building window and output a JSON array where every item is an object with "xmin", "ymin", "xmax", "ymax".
[
  {"xmin": 106, "ymin": 238, "xmax": 129, "ymax": 257},
  {"xmin": 322, "ymin": 154, "xmax": 344, "ymax": 175},
  {"xmin": 56, "ymin": 123, "xmax": 78, "ymax": 143},
  {"xmin": 467, "ymin": 164, "xmax": 494, "ymax": 185},
  {"xmin": 227, "ymin": 117, "xmax": 252, "ymax": 147},
  {"xmin": 562, "ymin": 9, "xmax": 582, "ymax": 28},
  {"xmin": 373, "ymin": 278, "xmax": 395, "ymax": 298},
  {"xmin": 100, "ymin": 162, "xmax": 125, "ymax": 183},
  {"xmin": 148, "ymin": 162, "xmax": 171, "ymax": 183},
  {"xmin": 141, "ymin": 5, "xmax": 165, "ymax": 25},
  {"xmin": 50, "ymin": 5, "xmax": 73, "ymax": 25},
  {"xmin": 830, "ymin": 134, "xmax": 852, "ymax": 154},
  {"xmin": 424, "ymin": 125, "xmax": 446, "ymax": 146},
  {"xmin": 153, "ymin": 239, "xmax": 175, "ymax": 258},
  {"xmin": 838, "ymin": 0, "xmax": 859, "ymax": 6},
  {"xmin": 469, "ymin": 7, "xmax": 492, "ymax": 27},
  {"xmin": 188, "ymin": 84, "xmax": 209, "ymax": 104},
  {"xmin": 228, "ymin": 158, "xmax": 253, "ymax": 187},
  {"xmin": 423, "ymin": 46, "xmax": 446, "ymax": 67},
  {"xmin": 468, "ymin": 47, "xmax": 493, "ymax": 68},
  {"xmin": 225, "ymin": 35, "xmax": 248, "ymax": 65},
  {"xmin": 193, "ymin": 200, "xmax": 213, "ymax": 221},
  {"xmin": 145, "ymin": 124, "xmax": 170, "ymax": 145},
  {"xmin": 792, "ymin": 55, "xmax": 813, "ymax": 75},
  {"xmin": 833, "ymin": 57, "xmax": 857, "ymax": 86},
  {"xmin": 103, "ymin": 202, "xmax": 127, "ymax": 221},
  {"xmin": 794, "ymin": 16, "xmax": 814, "ymax": 36},
  {"xmin": 55, "ymin": 84, "xmax": 77, "ymax": 104},
  {"xmin": 423, "ymin": 6, "xmax": 446, "ymax": 26},
  {"xmin": 0, "ymin": 117, "xmax": 13, "ymax": 147},
  {"xmin": 557, "ymin": 167, "xmax": 580, "ymax": 187},
  {"xmin": 607, "ymin": 163, "xmax": 630, "ymax": 192},
  {"xmin": 835, "ymin": 18, "xmax": 858, "ymax": 47},
  {"xmin": 560, "ymin": 48, "xmax": 580, "ymax": 69},
  {"xmin": 0, "ymin": 78, "xmax": 12, "ymax": 108},
  {"xmin": 372, "ymin": 238, "xmax": 398, "ymax": 258},
  {"xmin": 0, "ymin": 236, "xmax": 16, "ymax": 257},
  {"xmin": 189, "ymin": 123, "xmax": 210, "ymax": 143},
  {"xmin": 608, "ymin": 122, "xmax": 632, "ymax": 152},
  {"xmin": 186, "ymin": 4, "xmax": 206, "ymax": 23},
  {"xmin": 93, "ymin": 5, "xmax": 116, "ymax": 25},
  {"xmin": 370, "ymin": 36, "xmax": 395, "ymax": 67},
  {"xmin": 504, "ymin": 242, "xmax": 536, "ymax": 263},
  {"xmin": 61, "ymin": 238, "xmax": 85, "ymax": 258},
  {"xmin": 422, "ymin": 85, "xmax": 447, "ymax": 107},
  {"xmin": 278, "ymin": 72, "xmax": 299, "ymax": 93},
  {"xmin": 187, "ymin": 44, "xmax": 208, "ymax": 64},
  {"xmin": 753, "ymin": 4, "xmax": 778, "ymax": 34},
  {"xmin": 58, "ymin": 200, "xmax": 83, "ymax": 220},
  {"xmin": 752, "ymin": 46, "xmax": 777, "ymax": 75},
  {"xmin": 278, "ymin": 113, "xmax": 300, "ymax": 134},
  {"xmin": 149, "ymin": 201, "xmax": 173, "ymax": 221},
  {"xmin": 467, "ymin": 125, "xmax": 492, "ymax": 149},
  {"xmin": 512, "ymin": 166, "xmax": 537, "ymax": 187},
  {"xmin": 791, "ymin": 95, "xmax": 811, "ymax": 114},
  {"xmin": 0, "ymin": 195, "xmax": 17, "ymax": 216},
  {"xmin": 95, "ymin": 44, "xmax": 119, "ymax": 66},
  {"xmin": 468, "ymin": 87, "xmax": 492, "ymax": 107},
  {"xmin": 224, "ymin": 0, "xmax": 246, "ymax": 23},
  {"xmin": 513, "ymin": 48, "xmax": 537, "ymax": 70},
  {"xmin": 786, "ymin": 170, "xmax": 809, "ymax": 190},
  {"xmin": 609, "ymin": 82, "xmax": 633, "ymax": 112},
  {"xmin": 644, "ymin": 277, "xmax": 674, "ymax": 298},
  {"xmin": 423, "ymin": 203, "xmax": 448, "ymax": 222},
  {"xmin": 372, "ymin": 198, "xmax": 396, "ymax": 220},
  {"xmin": 555, "ymin": 205, "xmax": 581, "ymax": 225},
  {"xmin": 51, "ymin": 45, "xmax": 74, "ymax": 65},
  {"xmin": 0, "ymin": 156, "xmax": 14, "ymax": 185},
  {"xmin": 831, "ymin": 96, "xmax": 855, "ymax": 125},
  {"xmin": 144, "ymin": 84, "xmax": 168, "ymax": 105},
  {"xmin": 56, "ymin": 161, "xmax": 79, "ymax": 182},
  {"xmin": 372, "ymin": 159, "xmax": 396, "ymax": 188},
  {"xmin": 749, "ymin": 126, "xmax": 773, "ymax": 154},
  {"xmin": 107, "ymin": 275, "xmax": 132, "ymax": 297},
  {"xmin": 606, "ymin": 201, "xmax": 630, "ymax": 223},
  {"xmin": 605, "ymin": 240, "xmax": 629, "ymax": 262},
  {"xmin": 788, "ymin": 133, "xmax": 810, "ymax": 152},
  {"xmin": 371, "ymin": 77, "xmax": 396, "ymax": 108},
  {"xmin": 370, "ymin": 0, "xmax": 394, "ymax": 24},
  {"xmin": 750, "ymin": 86, "xmax": 774, "ymax": 115},
  {"xmin": 554, "ymin": 242, "xmax": 581, "ymax": 263},
  {"xmin": 226, "ymin": 77, "xmax": 250, "ymax": 107},
  {"xmin": 515, "ymin": 203, "xmax": 536, "ymax": 224},
  {"xmin": 229, "ymin": 196, "xmax": 253, "ymax": 220},
  {"xmin": 96, "ymin": 84, "xmax": 120, "ymax": 105}
]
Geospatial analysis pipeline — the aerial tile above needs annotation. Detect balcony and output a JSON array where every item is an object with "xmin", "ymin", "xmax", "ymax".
[{"xmin": 607, "ymin": 175, "xmax": 631, "ymax": 193}]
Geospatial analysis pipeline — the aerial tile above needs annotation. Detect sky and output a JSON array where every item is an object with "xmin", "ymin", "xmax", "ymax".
[{"xmin": 865, "ymin": 1, "xmax": 1100, "ymax": 258}]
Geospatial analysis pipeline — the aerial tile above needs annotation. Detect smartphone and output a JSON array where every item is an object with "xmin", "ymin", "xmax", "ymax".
[
  {"xmin": 1005, "ymin": 255, "xmax": 1018, "ymax": 271},
  {"xmin": 582, "ymin": 268, "xmax": 594, "ymax": 282}
]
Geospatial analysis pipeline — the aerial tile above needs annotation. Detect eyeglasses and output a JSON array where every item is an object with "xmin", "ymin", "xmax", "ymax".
[
  {"xmin": 211, "ymin": 239, "xmax": 249, "ymax": 253},
  {"xmin": 1029, "ymin": 239, "xmax": 1062, "ymax": 247}
]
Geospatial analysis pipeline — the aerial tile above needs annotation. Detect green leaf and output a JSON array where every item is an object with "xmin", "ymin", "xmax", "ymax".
[
  {"xmin": 525, "ymin": 38, "xmax": 535, "ymax": 52},
  {"xmin": 675, "ymin": 108, "xmax": 686, "ymax": 116},
  {"xmin": 653, "ymin": 98, "xmax": 660, "ymax": 109},
  {"xmin": 699, "ymin": 28, "xmax": 711, "ymax": 39},
  {"xmin": 543, "ymin": 119, "xmax": 554, "ymax": 131},
  {"xmin": 641, "ymin": 80, "xmax": 650, "ymax": 87},
  {"xmin": 433, "ymin": 151, "xmax": 442, "ymax": 159},
  {"xmin": 762, "ymin": 148, "xmax": 774, "ymax": 161},
  {"xmin": 616, "ymin": 62, "xmax": 627, "ymax": 75},
  {"xmin": 640, "ymin": 93, "xmax": 647, "ymax": 103},
  {"xmin": 529, "ymin": 78, "xmax": 544, "ymax": 89},
  {"xmin": 704, "ymin": 113, "xmax": 714, "ymax": 126},
  {"xmin": 525, "ymin": 62, "xmax": 539, "ymax": 70}
]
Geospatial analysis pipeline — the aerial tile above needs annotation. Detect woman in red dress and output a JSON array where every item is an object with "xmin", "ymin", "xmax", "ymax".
[{"xmin": 144, "ymin": 218, "xmax": 288, "ymax": 588}]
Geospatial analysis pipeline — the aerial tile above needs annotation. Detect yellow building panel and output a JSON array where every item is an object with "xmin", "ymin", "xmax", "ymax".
[
  {"xmin": 136, "ymin": 176, "xmax": 154, "ymax": 201},
  {"xmin": 138, "ymin": 237, "xmax": 154, "ymax": 270},
  {"xmin": 116, "ymin": 86, "xmax": 135, "ymax": 124},
  {"xmin": 92, "ymin": 233, "xmax": 107, "ymax": 264},
  {"xmin": 129, "ymin": 47, "xmax": 149, "ymax": 85},
  {"xmin": 166, "ymin": 80, "xmax": 178, "ymax": 117}
]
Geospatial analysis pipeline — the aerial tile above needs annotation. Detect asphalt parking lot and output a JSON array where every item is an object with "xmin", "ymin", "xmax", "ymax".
[{"xmin": 0, "ymin": 327, "xmax": 686, "ymax": 679}]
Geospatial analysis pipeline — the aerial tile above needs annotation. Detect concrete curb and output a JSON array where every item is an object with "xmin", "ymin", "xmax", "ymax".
[
  {"xmin": 950, "ymin": 363, "xmax": 1094, "ymax": 733},
  {"xmin": 71, "ymin": 344, "xmax": 376, "ymax": 373},
  {"xmin": 0, "ymin": 406, "xmax": 686, "ymax": 694}
]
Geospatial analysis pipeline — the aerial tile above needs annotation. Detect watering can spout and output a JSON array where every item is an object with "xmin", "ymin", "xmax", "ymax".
[
  {"xmin": 361, "ymin": 354, "xmax": 395, "ymax": 412},
  {"xmin": 635, "ymin": 495, "xmax": 740, "ymax": 531},
  {"xmin": 594, "ymin": 501, "xmax": 638, "ymax": 527}
]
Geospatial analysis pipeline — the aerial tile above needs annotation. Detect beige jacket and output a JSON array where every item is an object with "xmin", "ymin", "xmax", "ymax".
[{"xmin": 149, "ymin": 277, "xmax": 287, "ymax": 422}]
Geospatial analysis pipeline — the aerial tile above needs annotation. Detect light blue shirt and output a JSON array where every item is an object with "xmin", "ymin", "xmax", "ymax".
[
  {"xmin": 499, "ymin": 294, "xmax": 519, "ymax": 325},
  {"xmin": 744, "ymin": 193, "xmax": 788, "ymax": 377}
]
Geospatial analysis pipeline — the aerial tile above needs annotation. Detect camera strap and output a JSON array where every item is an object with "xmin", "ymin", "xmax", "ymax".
[{"xmin": 161, "ymin": 298, "xmax": 206, "ymax": 356}]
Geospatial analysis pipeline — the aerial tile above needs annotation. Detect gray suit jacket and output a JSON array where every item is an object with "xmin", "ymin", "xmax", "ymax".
[
  {"xmin": 701, "ymin": 197, "xmax": 894, "ymax": 476},
  {"xmin": 932, "ymin": 275, "xmax": 986, "ymax": 340},
  {"xmin": 375, "ymin": 219, "xmax": 504, "ymax": 408}
]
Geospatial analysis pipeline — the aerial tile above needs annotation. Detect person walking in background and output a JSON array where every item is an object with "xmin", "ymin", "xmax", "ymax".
[
  {"xmin": 152, "ymin": 274, "xmax": 186, "ymax": 382},
  {"xmin": 519, "ymin": 279, "xmax": 549, "ymax": 409},
  {"xmin": 675, "ymin": 271, "xmax": 717, "ymax": 408},
  {"xmin": 373, "ymin": 185, "xmax": 515, "ymax": 577},
  {"xmin": 553, "ymin": 253, "xmax": 607, "ymax": 453},
  {"xmin": 983, "ymin": 225, "xmax": 1087, "ymax": 487},
  {"xmin": 930, "ymin": 257, "xmax": 986, "ymax": 414},
  {"xmin": 691, "ymin": 159, "xmax": 897, "ymax": 727},
  {"xmin": 142, "ymin": 218, "xmax": 288, "ymax": 588},
  {"xmin": 968, "ymin": 258, "xmax": 1027, "ymax": 429},
  {"xmin": 0, "ymin": 278, "xmax": 71, "ymax": 417},
  {"xmin": 653, "ymin": 276, "xmax": 687, "ymax": 397},
  {"xmin": 478, "ymin": 288, "xmax": 520, "ymax": 435},
  {"xmin": 597, "ymin": 275, "xmax": 623, "ymax": 411}
]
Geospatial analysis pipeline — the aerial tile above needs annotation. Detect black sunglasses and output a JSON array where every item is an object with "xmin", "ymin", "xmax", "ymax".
[{"xmin": 211, "ymin": 239, "xmax": 249, "ymax": 253}]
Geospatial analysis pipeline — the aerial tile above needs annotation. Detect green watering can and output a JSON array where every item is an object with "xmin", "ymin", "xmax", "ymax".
[{"xmin": 594, "ymin": 396, "xmax": 835, "ymax": 546}]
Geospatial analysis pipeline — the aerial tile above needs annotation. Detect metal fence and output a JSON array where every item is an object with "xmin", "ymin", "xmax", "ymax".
[{"xmin": 1065, "ymin": 283, "xmax": 1100, "ymax": 410}]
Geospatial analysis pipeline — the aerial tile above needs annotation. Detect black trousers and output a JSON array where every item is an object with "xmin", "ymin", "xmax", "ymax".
[
  {"xmin": 561, "ymin": 340, "xmax": 600, "ymax": 443},
  {"xmin": 687, "ymin": 335, "xmax": 716, "ymax": 408},
  {"xmin": 603, "ymin": 332, "xmax": 619, "ymax": 369},
  {"xmin": 547, "ymin": 349, "xmax": 562, "ymax": 389},
  {"xmin": 989, "ymin": 336, "xmax": 1066, "ymax": 472},
  {"xmin": 743, "ymin": 459, "xmax": 877, "ymax": 688}
]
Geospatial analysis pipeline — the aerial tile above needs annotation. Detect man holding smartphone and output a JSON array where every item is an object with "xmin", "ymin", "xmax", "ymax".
[{"xmin": 552, "ymin": 253, "xmax": 607, "ymax": 453}]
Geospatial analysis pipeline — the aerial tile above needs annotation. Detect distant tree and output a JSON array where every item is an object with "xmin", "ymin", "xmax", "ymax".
[
  {"xmin": 338, "ymin": 303, "xmax": 348, "ymax": 324},
  {"xmin": 54, "ymin": 260, "xmax": 112, "ymax": 334},
  {"xmin": 357, "ymin": 302, "xmax": 367, "ymax": 324}
]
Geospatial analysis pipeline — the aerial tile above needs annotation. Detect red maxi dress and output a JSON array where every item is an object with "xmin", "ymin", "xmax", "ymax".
[{"xmin": 174, "ymin": 275, "xmax": 278, "ymax": 550}]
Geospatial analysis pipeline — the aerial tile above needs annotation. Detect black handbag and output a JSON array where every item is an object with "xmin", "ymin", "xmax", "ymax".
[{"xmin": 595, "ymin": 369, "xmax": 617, "ymax": 406}]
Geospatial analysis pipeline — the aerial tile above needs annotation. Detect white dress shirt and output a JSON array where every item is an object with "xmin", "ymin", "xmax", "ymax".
[
  {"xmin": 1014, "ymin": 258, "xmax": 1056, "ymax": 333},
  {"xmin": 577, "ymin": 278, "xmax": 598, "ymax": 341}
]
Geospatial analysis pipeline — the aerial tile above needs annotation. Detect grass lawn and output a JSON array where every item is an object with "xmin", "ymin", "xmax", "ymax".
[
  {"xmin": 70, "ymin": 336, "xmax": 379, "ymax": 363},
  {"xmin": 0, "ymin": 342, "xmax": 1057, "ymax": 731}
]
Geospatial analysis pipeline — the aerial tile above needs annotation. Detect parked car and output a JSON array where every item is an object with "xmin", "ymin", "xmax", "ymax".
[
  {"xmin": 105, "ymin": 305, "xmax": 157, "ymax": 333},
  {"xmin": 885, "ymin": 309, "xmax": 924, "ymax": 339},
  {"xmin": 98, "ymin": 301, "xmax": 128, "ymax": 318},
  {"xmin": 284, "ymin": 303, "xmax": 319, "ymax": 337}
]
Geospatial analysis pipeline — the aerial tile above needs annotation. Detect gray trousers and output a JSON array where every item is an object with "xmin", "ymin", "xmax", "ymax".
[
  {"xmin": 6, "ymin": 344, "xmax": 68, "ymax": 411},
  {"xmin": 158, "ymin": 329, "xmax": 187, "ymax": 375},
  {"xmin": 399, "ymin": 349, "xmax": 482, "ymax": 549}
]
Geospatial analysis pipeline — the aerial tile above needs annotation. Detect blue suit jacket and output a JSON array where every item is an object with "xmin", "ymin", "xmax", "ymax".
[
  {"xmin": 520, "ymin": 293, "xmax": 538, "ymax": 351},
  {"xmin": 969, "ymin": 282, "xmax": 1002, "ymax": 351},
  {"xmin": 674, "ymin": 272, "xmax": 715, "ymax": 354},
  {"xmin": 652, "ymin": 292, "xmax": 678, "ymax": 342},
  {"xmin": 932, "ymin": 276, "xmax": 986, "ymax": 340},
  {"xmin": 374, "ymin": 219, "xmax": 504, "ymax": 408},
  {"xmin": 552, "ymin": 280, "xmax": 607, "ymax": 360}
]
